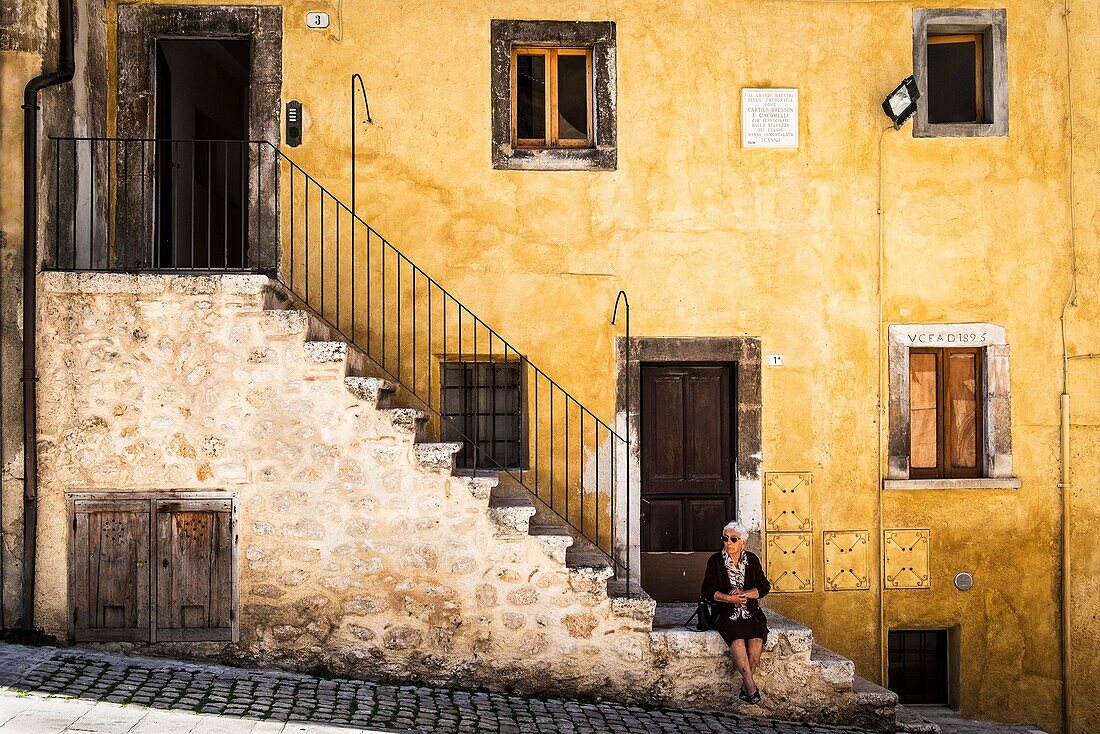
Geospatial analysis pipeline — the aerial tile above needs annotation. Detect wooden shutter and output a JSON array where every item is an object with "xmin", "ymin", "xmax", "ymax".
[
  {"xmin": 944, "ymin": 348, "xmax": 982, "ymax": 478},
  {"xmin": 908, "ymin": 347, "xmax": 983, "ymax": 478},
  {"xmin": 72, "ymin": 499, "xmax": 151, "ymax": 642},
  {"xmin": 155, "ymin": 498, "xmax": 236, "ymax": 642}
]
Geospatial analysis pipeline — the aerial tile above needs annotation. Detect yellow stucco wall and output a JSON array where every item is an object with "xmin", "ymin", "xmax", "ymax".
[
  {"xmin": 0, "ymin": 0, "xmax": 1081, "ymax": 731},
  {"xmin": 1065, "ymin": 2, "xmax": 1100, "ymax": 733}
]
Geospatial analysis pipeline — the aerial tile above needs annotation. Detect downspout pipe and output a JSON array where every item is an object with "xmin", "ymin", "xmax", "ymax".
[{"xmin": 20, "ymin": 0, "xmax": 75, "ymax": 632}]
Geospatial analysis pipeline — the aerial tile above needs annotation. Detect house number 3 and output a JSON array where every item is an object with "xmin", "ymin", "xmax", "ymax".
[{"xmin": 306, "ymin": 12, "xmax": 330, "ymax": 29}]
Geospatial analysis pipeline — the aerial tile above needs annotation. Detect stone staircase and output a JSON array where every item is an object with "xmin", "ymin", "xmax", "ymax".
[
  {"xmin": 40, "ymin": 272, "xmax": 903, "ymax": 731},
  {"xmin": 258, "ymin": 279, "xmax": 905, "ymax": 731},
  {"xmin": 650, "ymin": 603, "xmax": 901, "ymax": 730}
]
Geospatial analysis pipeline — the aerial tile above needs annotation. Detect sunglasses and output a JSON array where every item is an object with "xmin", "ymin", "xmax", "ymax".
[{"xmin": 721, "ymin": 535, "xmax": 743, "ymax": 543}]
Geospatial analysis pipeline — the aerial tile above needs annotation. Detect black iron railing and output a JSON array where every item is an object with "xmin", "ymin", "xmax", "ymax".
[
  {"xmin": 45, "ymin": 136, "xmax": 630, "ymax": 576},
  {"xmin": 46, "ymin": 138, "xmax": 278, "ymax": 272}
]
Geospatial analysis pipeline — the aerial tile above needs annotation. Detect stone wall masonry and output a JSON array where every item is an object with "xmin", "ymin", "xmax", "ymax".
[{"xmin": 31, "ymin": 272, "xmax": 891, "ymax": 729}]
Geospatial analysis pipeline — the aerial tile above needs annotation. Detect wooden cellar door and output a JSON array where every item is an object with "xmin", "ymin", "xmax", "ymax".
[
  {"xmin": 640, "ymin": 363, "xmax": 734, "ymax": 602},
  {"xmin": 72, "ymin": 499, "xmax": 151, "ymax": 642},
  {"xmin": 155, "ymin": 498, "xmax": 236, "ymax": 642}
]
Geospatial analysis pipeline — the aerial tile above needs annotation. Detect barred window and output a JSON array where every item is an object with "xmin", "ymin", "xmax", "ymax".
[{"xmin": 441, "ymin": 361, "xmax": 525, "ymax": 470}]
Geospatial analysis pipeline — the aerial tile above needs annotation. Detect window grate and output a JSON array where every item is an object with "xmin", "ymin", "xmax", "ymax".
[
  {"xmin": 441, "ymin": 361, "xmax": 525, "ymax": 470},
  {"xmin": 888, "ymin": 629, "xmax": 949, "ymax": 705}
]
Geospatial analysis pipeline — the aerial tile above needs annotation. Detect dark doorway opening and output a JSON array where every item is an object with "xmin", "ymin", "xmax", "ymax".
[
  {"xmin": 640, "ymin": 362, "xmax": 736, "ymax": 602},
  {"xmin": 154, "ymin": 39, "xmax": 250, "ymax": 269},
  {"xmin": 888, "ymin": 629, "xmax": 950, "ymax": 705}
]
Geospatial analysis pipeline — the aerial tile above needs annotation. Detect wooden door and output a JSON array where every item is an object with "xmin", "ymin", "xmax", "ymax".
[
  {"xmin": 72, "ymin": 499, "xmax": 151, "ymax": 642},
  {"xmin": 155, "ymin": 498, "xmax": 236, "ymax": 642},
  {"xmin": 640, "ymin": 363, "xmax": 734, "ymax": 602}
]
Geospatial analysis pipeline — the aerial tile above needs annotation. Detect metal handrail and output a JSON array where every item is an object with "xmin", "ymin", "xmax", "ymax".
[{"xmin": 43, "ymin": 135, "xmax": 629, "ymax": 577}]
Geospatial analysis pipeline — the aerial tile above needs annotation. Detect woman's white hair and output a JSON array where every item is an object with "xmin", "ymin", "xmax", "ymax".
[{"xmin": 722, "ymin": 520, "xmax": 749, "ymax": 539}]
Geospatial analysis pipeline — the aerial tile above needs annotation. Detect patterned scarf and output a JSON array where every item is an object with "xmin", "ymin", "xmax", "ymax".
[{"xmin": 722, "ymin": 548, "xmax": 752, "ymax": 620}]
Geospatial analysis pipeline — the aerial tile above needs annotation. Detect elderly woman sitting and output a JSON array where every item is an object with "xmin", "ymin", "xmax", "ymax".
[{"xmin": 700, "ymin": 520, "xmax": 772, "ymax": 705}]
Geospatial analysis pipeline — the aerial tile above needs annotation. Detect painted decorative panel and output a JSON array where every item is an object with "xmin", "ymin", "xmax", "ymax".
[
  {"xmin": 765, "ymin": 532, "xmax": 813, "ymax": 592},
  {"xmin": 884, "ymin": 529, "xmax": 931, "ymax": 589},
  {"xmin": 764, "ymin": 471, "xmax": 812, "ymax": 532},
  {"xmin": 822, "ymin": 530, "xmax": 870, "ymax": 591}
]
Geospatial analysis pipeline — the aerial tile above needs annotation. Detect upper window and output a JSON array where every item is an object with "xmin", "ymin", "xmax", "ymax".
[
  {"xmin": 908, "ymin": 347, "xmax": 983, "ymax": 479},
  {"xmin": 926, "ymin": 34, "xmax": 984, "ymax": 124},
  {"xmin": 491, "ymin": 20, "xmax": 616, "ymax": 170},
  {"xmin": 886, "ymin": 324, "xmax": 1016, "ymax": 487},
  {"xmin": 512, "ymin": 48, "xmax": 592, "ymax": 148},
  {"xmin": 913, "ymin": 9, "xmax": 1008, "ymax": 138}
]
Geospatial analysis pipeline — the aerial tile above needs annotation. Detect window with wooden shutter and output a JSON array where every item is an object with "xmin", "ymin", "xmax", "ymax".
[
  {"xmin": 908, "ymin": 348, "xmax": 984, "ymax": 478},
  {"xmin": 72, "ymin": 499, "xmax": 152, "ymax": 642},
  {"xmin": 155, "ymin": 498, "xmax": 237, "ymax": 642}
]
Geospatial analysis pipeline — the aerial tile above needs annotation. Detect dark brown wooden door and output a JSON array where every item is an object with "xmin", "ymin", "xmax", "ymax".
[
  {"xmin": 640, "ymin": 363, "xmax": 734, "ymax": 601},
  {"xmin": 72, "ymin": 499, "xmax": 151, "ymax": 642},
  {"xmin": 155, "ymin": 498, "xmax": 236, "ymax": 642}
]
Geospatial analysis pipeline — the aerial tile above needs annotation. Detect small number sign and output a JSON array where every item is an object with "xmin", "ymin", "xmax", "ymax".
[{"xmin": 306, "ymin": 12, "xmax": 330, "ymax": 29}]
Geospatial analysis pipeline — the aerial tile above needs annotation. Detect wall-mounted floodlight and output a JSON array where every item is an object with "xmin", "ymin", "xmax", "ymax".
[{"xmin": 882, "ymin": 76, "xmax": 920, "ymax": 129}]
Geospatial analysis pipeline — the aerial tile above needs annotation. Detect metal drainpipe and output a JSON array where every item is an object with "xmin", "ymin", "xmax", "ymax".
[{"xmin": 20, "ymin": 0, "xmax": 75, "ymax": 632}]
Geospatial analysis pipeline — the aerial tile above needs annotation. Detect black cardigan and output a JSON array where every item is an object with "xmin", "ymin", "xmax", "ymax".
[{"xmin": 699, "ymin": 550, "xmax": 771, "ymax": 623}]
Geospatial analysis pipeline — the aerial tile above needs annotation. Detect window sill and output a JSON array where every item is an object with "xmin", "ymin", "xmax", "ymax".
[
  {"xmin": 913, "ymin": 121, "xmax": 1008, "ymax": 138},
  {"xmin": 493, "ymin": 145, "xmax": 616, "ymax": 171},
  {"xmin": 883, "ymin": 478, "xmax": 1021, "ymax": 491}
]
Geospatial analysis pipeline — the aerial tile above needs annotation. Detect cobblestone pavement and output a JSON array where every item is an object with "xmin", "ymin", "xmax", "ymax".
[{"xmin": 0, "ymin": 643, "xmax": 1037, "ymax": 734}]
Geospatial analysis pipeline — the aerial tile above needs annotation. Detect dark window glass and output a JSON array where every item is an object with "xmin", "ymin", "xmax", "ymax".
[
  {"xmin": 441, "ymin": 362, "xmax": 524, "ymax": 470},
  {"xmin": 888, "ymin": 629, "xmax": 949, "ymax": 705},
  {"xmin": 516, "ymin": 54, "xmax": 546, "ymax": 140},
  {"xmin": 557, "ymin": 54, "xmax": 588, "ymax": 139},
  {"xmin": 927, "ymin": 39, "xmax": 980, "ymax": 123}
]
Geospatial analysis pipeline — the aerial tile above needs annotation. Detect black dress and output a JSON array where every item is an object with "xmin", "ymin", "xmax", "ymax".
[{"xmin": 699, "ymin": 550, "xmax": 771, "ymax": 646}]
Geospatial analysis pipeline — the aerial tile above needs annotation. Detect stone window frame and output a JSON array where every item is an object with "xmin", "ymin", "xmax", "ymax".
[
  {"xmin": 912, "ymin": 9, "xmax": 1009, "ymax": 138},
  {"xmin": 613, "ymin": 337, "xmax": 762, "ymax": 582},
  {"xmin": 115, "ymin": 4, "xmax": 283, "ymax": 270},
  {"xmin": 886, "ymin": 324, "xmax": 1018, "ymax": 490},
  {"xmin": 491, "ymin": 20, "xmax": 617, "ymax": 171}
]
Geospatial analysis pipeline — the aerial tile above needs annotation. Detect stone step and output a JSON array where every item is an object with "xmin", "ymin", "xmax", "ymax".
[
  {"xmin": 412, "ymin": 442, "xmax": 464, "ymax": 473},
  {"xmin": 261, "ymin": 308, "xmax": 311, "ymax": 336},
  {"xmin": 383, "ymin": 408, "xmax": 429, "ymax": 439},
  {"xmin": 344, "ymin": 377, "xmax": 397, "ymax": 408},
  {"xmin": 527, "ymin": 524, "xmax": 574, "ymax": 563},
  {"xmin": 810, "ymin": 644, "xmax": 856, "ymax": 690},
  {"xmin": 650, "ymin": 605, "xmax": 814, "ymax": 661},
  {"xmin": 303, "ymin": 340, "xmax": 348, "ymax": 364},
  {"xmin": 453, "ymin": 469, "xmax": 500, "ymax": 501},
  {"xmin": 605, "ymin": 580, "xmax": 657, "ymax": 624},
  {"xmin": 896, "ymin": 705, "xmax": 943, "ymax": 734},
  {"xmin": 852, "ymin": 675, "xmax": 900, "ymax": 732},
  {"xmin": 487, "ymin": 490, "xmax": 537, "ymax": 535}
]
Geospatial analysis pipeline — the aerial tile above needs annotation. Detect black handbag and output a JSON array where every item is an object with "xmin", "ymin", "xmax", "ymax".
[{"xmin": 684, "ymin": 596, "xmax": 718, "ymax": 631}]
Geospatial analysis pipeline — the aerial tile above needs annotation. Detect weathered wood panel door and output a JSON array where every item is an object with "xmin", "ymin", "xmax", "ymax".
[
  {"xmin": 72, "ymin": 499, "xmax": 151, "ymax": 641},
  {"xmin": 640, "ymin": 363, "xmax": 734, "ymax": 602},
  {"xmin": 155, "ymin": 498, "xmax": 236, "ymax": 642}
]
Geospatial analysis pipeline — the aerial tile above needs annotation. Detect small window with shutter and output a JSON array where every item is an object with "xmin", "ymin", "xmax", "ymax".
[
  {"xmin": 908, "ymin": 347, "xmax": 984, "ymax": 478},
  {"xmin": 70, "ymin": 493, "xmax": 237, "ymax": 644}
]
